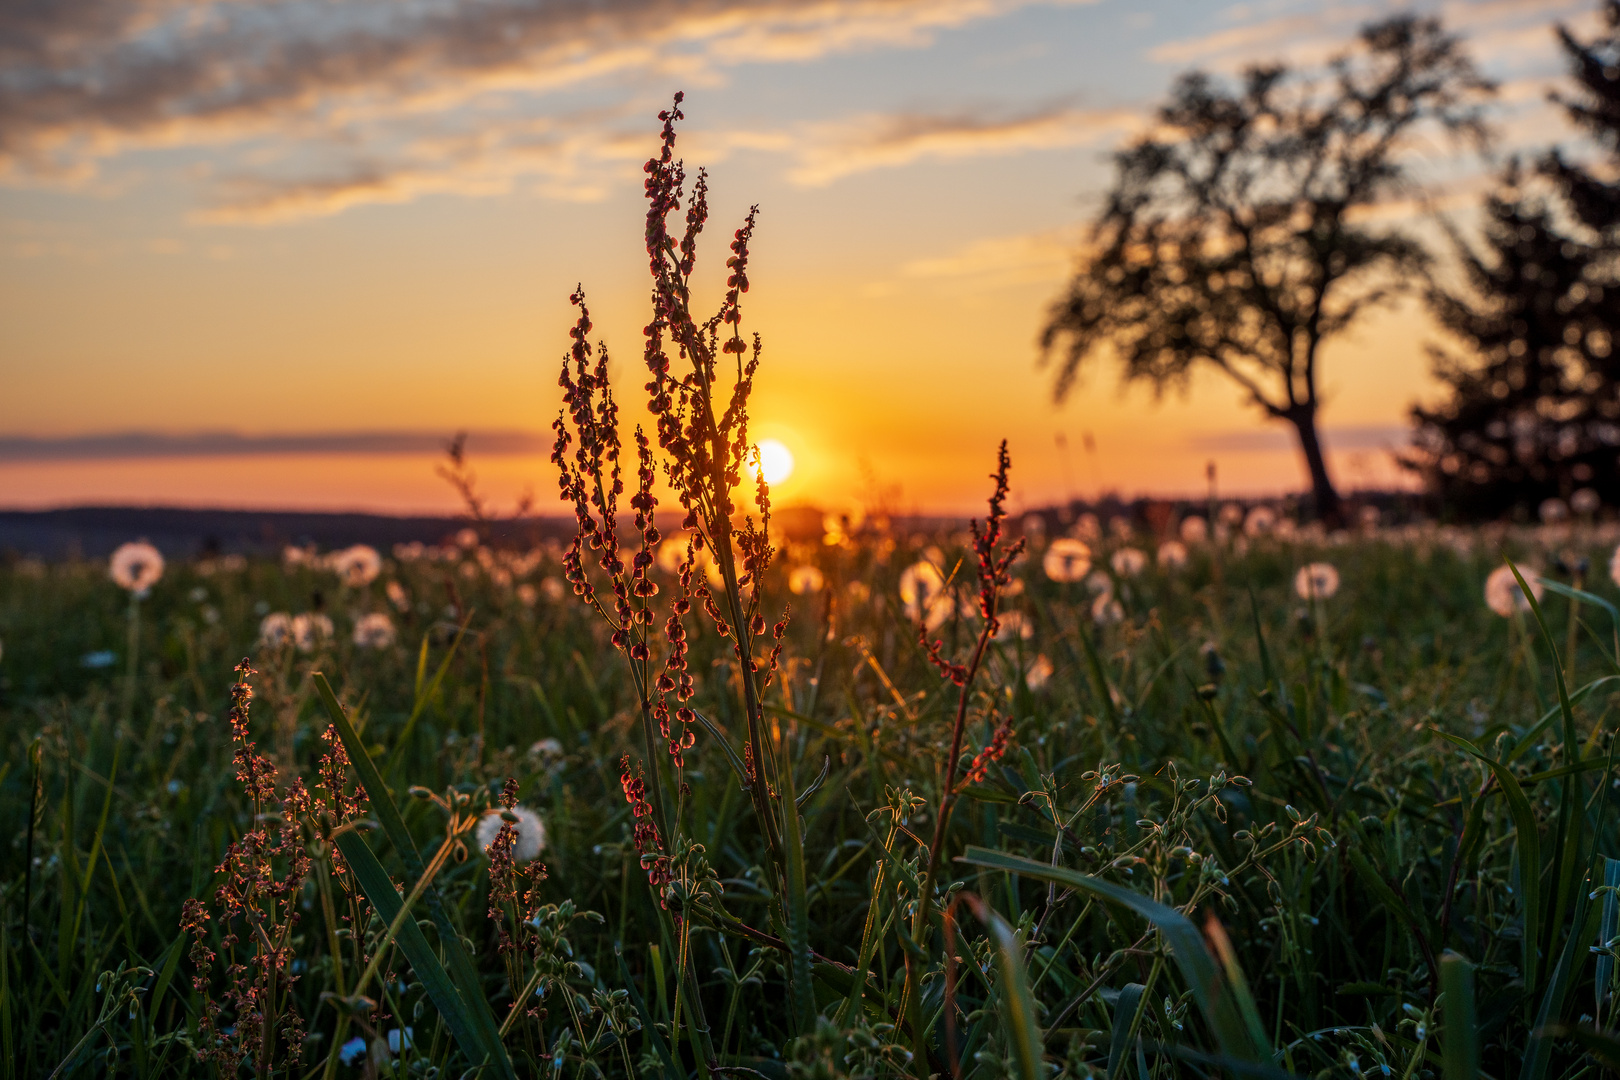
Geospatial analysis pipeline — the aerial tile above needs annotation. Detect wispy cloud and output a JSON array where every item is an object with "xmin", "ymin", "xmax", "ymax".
[
  {"xmin": 785, "ymin": 102, "xmax": 1140, "ymax": 185},
  {"xmin": 0, "ymin": 430, "xmax": 550, "ymax": 462},
  {"xmin": 0, "ymin": 0, "xmax": 1089, "ymax": 214}
]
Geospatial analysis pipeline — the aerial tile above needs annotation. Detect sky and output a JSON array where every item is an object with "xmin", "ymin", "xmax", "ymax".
[{"xmin": 0, "ymin": 0, "xmax": 1602, "ymax": 516}]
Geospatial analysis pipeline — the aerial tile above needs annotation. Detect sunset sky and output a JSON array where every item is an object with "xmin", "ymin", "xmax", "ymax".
[{"xmin": 0, "ymin": 0, "xmax": 1599, "ymax": 516}]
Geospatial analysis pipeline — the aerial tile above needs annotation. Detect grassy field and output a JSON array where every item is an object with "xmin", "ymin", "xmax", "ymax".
[{"xmin": 5, "ymin": 513, "xmax": 1620, "ymax": 1079}]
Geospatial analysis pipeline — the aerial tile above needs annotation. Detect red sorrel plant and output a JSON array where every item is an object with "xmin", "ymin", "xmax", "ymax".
[
  {"xmin": 181, "ymin": 659, "xmax": 371, "ymax": 1078},
  {"xmin": 900, "ymin": 442, "xmax": 1024, "ymax": 1051},
  {"xmin": 552, "ymin": 91, "xmax": 806, "ymax": 1048}
]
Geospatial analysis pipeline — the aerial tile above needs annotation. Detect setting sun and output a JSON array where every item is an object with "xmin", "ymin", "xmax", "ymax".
[{"xmin": 756, "ymin": 439, "xmax": 795, "ymax": 485}]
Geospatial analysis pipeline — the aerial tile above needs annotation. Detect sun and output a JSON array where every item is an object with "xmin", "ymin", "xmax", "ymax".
[{"xmin": 756, "ymin": 439, "xmax": 795, "ymax": 485}]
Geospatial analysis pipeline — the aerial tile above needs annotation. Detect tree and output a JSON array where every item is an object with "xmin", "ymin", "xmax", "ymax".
[
  {"xmin": 1410, "ymin": 4, "xmax": 1620, "ymax": 517},
  {"xmin": 1040, "ymin": 17, "xmax": 1491, "ymax": 524}
]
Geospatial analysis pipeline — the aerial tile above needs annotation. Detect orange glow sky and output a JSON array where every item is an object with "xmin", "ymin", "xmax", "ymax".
[{"xmin": 0, "ymin": 0, "xmax": 1598, "ymax": 515}]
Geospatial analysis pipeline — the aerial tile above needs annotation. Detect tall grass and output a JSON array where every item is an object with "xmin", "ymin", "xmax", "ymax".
[{"xmin": 6, "ymin": 99, "xmax": 1620, "ymax": 1078}]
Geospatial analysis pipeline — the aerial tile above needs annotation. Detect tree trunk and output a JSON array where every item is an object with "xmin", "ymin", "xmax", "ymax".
[{"xmin": 1287, "ymin": 406, "xmax": 1343, "ymax": 527}]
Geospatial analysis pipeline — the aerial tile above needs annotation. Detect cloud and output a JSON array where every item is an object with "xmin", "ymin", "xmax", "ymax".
[
  {"xmin": 0, "ymin": 0, "xmax": 1083, "ymax": 206},
  {"xmin": 1188, "ymin": 423, "xmax": 1410, "ymax": 453},
  {"xmin": 0, "ymin": 430, "xmax": 551, "ymax": 462},
  {"xmin": 785, "ymin": 102, "xmax": 1140, "ymax": 185}
]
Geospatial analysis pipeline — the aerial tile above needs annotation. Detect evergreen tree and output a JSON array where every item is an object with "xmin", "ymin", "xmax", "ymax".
[{"xmin": 1411, "ymin": 4, "xmax": 1620, "ymax": 516}]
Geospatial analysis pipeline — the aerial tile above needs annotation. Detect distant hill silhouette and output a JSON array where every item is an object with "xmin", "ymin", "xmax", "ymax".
[{"xmin": 0, "ymin": 506, "xmax": 575, "ymax": 560}]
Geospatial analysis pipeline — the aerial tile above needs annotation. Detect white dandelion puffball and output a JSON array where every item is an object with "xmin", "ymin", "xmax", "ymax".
[
  {"xmin": 994, "ymin": 610, "xmax": 1034, "ymax": 642},
  {"xmin": 386, "ymin": 580, "xmax": 410, "ymax": 612},
  {"xmin": 332, "ymin": 545, "xmax": 382, "ymax": 587},
  {"xmin": 258, "ymin": 612, "xmax": 294, "ymax": 648},
  {"xmin": 516, "ymin": 583, "xmax": 538, "ymax": 607},
  {"xmin": 1219, "ymin": 503, "xmax": 1245, "ymax": 527},
  {"xmin": 656, "ymin": 538, "xmax": 687, "ymax": 574},
  {"xmin": 788, "ymin": 565, "xmax": 825, "ymax": 594},
  {"xmin": 1110, "ymin": 547, "xmax": 1147, "ymax": 577},
  {"xmin": 454, "ymin": 528, "xmax": 480, "ymax": 550},
  {"xmin": 1043, "ymin": 538, "xmax": 1092, "ymax": 583},
  {"xmin": 1072, "ymin": 513, "xmax": 1101, "ymax": 541},
  {"xmin": 292, "ymin": 612, "xmax": 335, "ymax": 653},
  {"xmin": 1026, "ymin": 654, "xmax": 1054, "ymax": 690},
  {"xmin": 1086, "ymin": 569, "xmax": 1113, "ymax": 594},
  {"xmin": 352, "ymin": 613, "xmax": 397, "ymax": 649},
  {"xmin": 1539, "ymin": 498, "xmax": 1570, "ymax": 525},
  {"xmin": 1091, "ymin": 593, "xmax": 1125, "ymax": 625},
  {"xmin": 1573, "ymin": 488, "xmax": 1601, "ymax": 516},
  {"xmin": 1179, "ymin": 516, "xmax": 1208, "ymax": 544},
  {"xmin": 1357, "ymin": 505, "xmax": 1381, "ymax": 530},
  {"xmin": 110, "ymin": 542, "xmax": 165, "ymax": 594},
  {"xmin": 477, "ymin": 806, "xmax": 546, "ymax": 863},
  {"xmin": 1243, "ymin": 506, "xmax": 1277, "ymax": 537},
  {"xmin": 1157, "ymin": 541, "xmax": 1188, "ymax": 569},
  {"xmin": 1294, "ymin": 563, "xmax": 1341, "ymax": 601},
  {"xmin": 899, "ymin": 560, "xmax": 951, "ymax": 629},
  {"xmin": 1484, "ymin": 564, "xmax": 1543, "ymax": 617}
]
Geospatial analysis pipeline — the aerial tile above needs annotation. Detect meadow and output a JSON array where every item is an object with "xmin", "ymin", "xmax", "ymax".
[
  {"xmin": 9, "ymin": 100, "xmax": 1620, "ymax": 1080},
  {"xmin": 5, "ymin": 505, "xmax": 1620, "ymax": 1079}
]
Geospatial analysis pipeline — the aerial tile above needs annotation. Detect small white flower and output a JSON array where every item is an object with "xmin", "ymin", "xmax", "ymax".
[
  {"xmin": 331, "ymin": 545, "xmax": 382, "ymax": 587},
  {"xmin": 788, "ymin": 565, "xmax": 825, "ymax": 594},
  {"xmin": 453, "ymin": 528, "xmax": 480, "ymax": 550},
  {"xmin": 1042, "ymin": 538, "xmax": 1092, "ymax": 583},
  {"xmin": 1179, "ymin": 516, "xmax": 1208, "ymax": 544},
  {"xmin": 1110, "ymin": 547, "xmax": 1147, "ymax": 577},
  {"xmin": 109, "ymin": 542, "xmax": 164, "ymax": 594},
  {"xmin": 292, "ymin": 612, "xmax": 334, "ymax": 653},
  {"xmin": 1157, "ymin": 540, "xmax": 1188, "ymax": 568},
  {"xmin": 478, "ymin": 805, "xmax": 547, "ymax": 863},
  {"xmin": 258, "ymin": 612, "xmax": 294, "ymax": 647},
  {"xmin": 352, "ymin": 612, "xmax": 397, "ymax": 649},
  {"xmin": 1294, "ymin": 563, "xmax": 1341, "ymax": 600},
  {"xmin": 1485, "ymin": 564, "xmax": 1543, "ymax": 618}
]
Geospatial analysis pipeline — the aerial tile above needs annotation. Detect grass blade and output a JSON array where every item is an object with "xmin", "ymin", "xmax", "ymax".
[
  {"xmin": 1439, "ymin": 732, "xmax": 1543, "ymax": 992},
  {"xmin": 1441, "ymin": 951, "xmax": 1478, "ymax": 1080},
  {"xmin": 959, "ymin": 846, "xmax": 1266, "ymax": 1062},
  {"xmin": 776, "ymin": 736, "xmax": 816, "ymax": 1035},
  {"xmin": 1107, "ymin": 982, "xmax": 1145, "ymax": 1080},
  {"xmin": 333, "ymin": 828, "xmax": 498, "ymax": 1073},
  {"xmin": 957, "ymin": 893, "xmax": 1043, "ymax": 1080},
  {"xmin": 1598, "ymin": 858, "xmax": 1620, "ymax": 1015},
  {"xmin": 312, "ymin": 672, "xmax": 515, "ymax": 1080}
]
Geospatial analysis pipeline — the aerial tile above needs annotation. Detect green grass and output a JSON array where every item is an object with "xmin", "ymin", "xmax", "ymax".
[{"xmin": 4, "ymin": 522, "xmax": 1620, "ymax": 1078}]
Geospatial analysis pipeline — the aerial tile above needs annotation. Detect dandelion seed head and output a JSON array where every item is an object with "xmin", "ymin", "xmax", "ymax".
[
  {"xmin": 1573, "ymin": 488, "xmax": 1601, "ymax": 515},
  {"xmin": 1243, "ymin": 506, "xmax": 1276, "ymax": 537},
  {"xmin": 1092, "ymin": 593, "xmax": 1124, "ymax": 625},
  {"xmin": 1157, "ymin": 540, "xmax": 1188, "ymax": 568},
  {"xmin": 352, "ymin": 612, "xmax": 396, "ymax": 649},
  {"xmin": 258, "ymin": 612, "xmax": 293, "ymax": 648},
  {"xmin": 1179, "ymin": 516, "xmax": 1208, "ymax": 544},
  {"xmin": 1026, "ymin": 654, "xmax": 1054, "ymax": 690},
  {"xmin": 109, "ymin": 541, "xmax": 164, "ymax": 594},
  {"xmin": 292, "ymin": 612, "xmax": 334, "ymax": 653},
  {"xmin": 1042, "ymin": 538, "xmax": 1091, "ymax": 583},
  {"xmin": 1484, "ymin": 564, "xmax": 1542, "ymax": 617},
  {"xmin": 1294, "ymin": 563, "xmax": 1340, "ymax": 600},
  {"xmin": 788, "ymin": 565, "xmax": 825, "ymax": 594},
  {"xmin": 330, "ymin": 545, "xmax": 382, "ymax": 587},
  {"xmin": 1540, "ymin": 498, "xmax": 1570, "ymax": 524},
  {"xmin": 1110, "ymin": 547, "xmax": 1147, "ymax": 577},
  {"xmin": 478, "ymin": 805, "xmax": 546, "ymax": 863}
]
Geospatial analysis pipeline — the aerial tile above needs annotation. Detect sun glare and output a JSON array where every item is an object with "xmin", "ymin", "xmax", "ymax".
[{"xmin": 756, "ymin": 439, "xmax": 794, "ymax": 485}]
